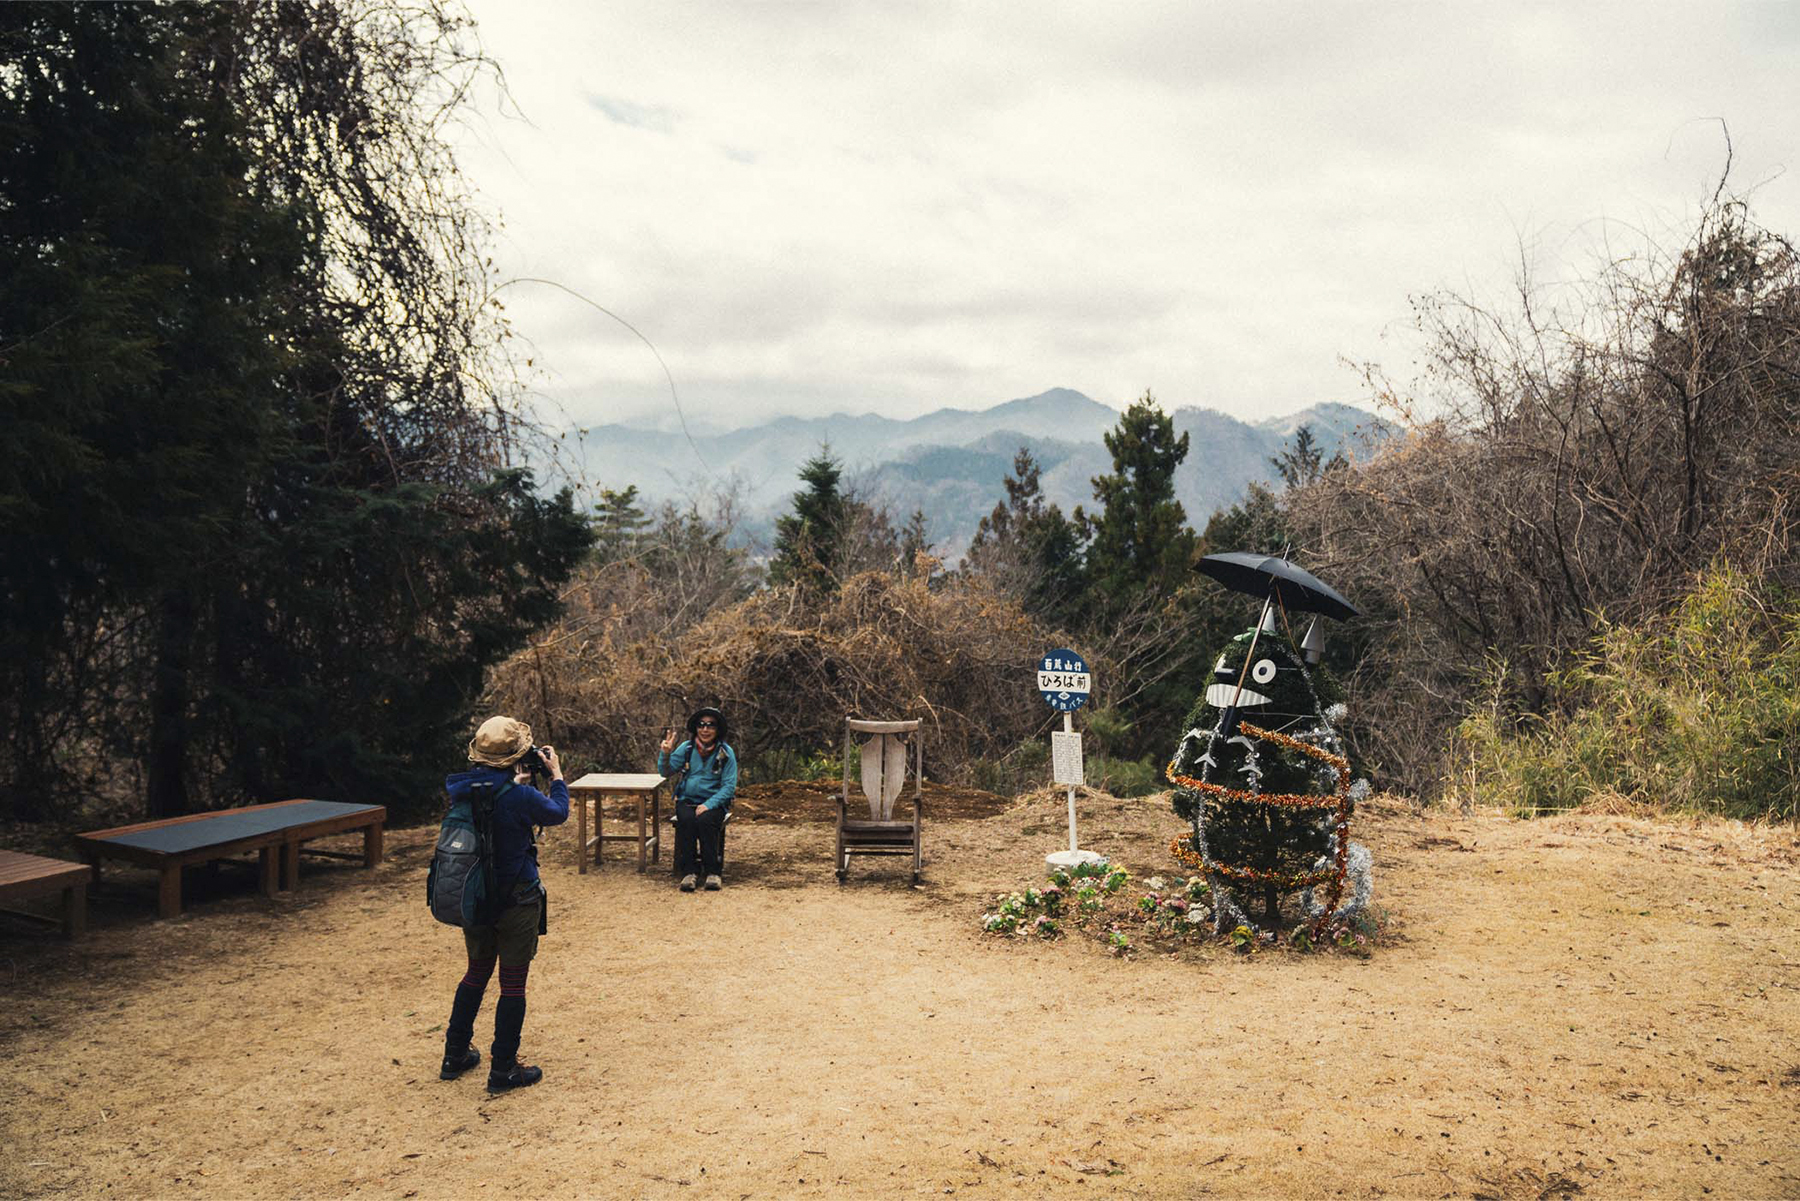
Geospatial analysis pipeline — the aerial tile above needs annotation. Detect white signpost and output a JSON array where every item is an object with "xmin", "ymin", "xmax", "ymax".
[{"xmin": 1038, "ymin": 649, "xmax": 1107, "ymax": 872}]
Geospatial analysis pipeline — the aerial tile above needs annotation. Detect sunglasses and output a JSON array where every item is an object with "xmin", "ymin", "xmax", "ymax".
[{"xmin": 695, "ymin": 720, "xmax": 718, "ymax": 728}]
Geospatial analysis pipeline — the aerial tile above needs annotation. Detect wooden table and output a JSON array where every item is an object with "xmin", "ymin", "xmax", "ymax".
[
  {"xmin": 0, "ymin": 849, "xmax": 90, "ymax": 937},
  {"xmin": 75, "ymin": 799, "xmax": 386, "ymax": 919},
  {"xmin": 568, "ymin": 773, "xmax": 665, "ymax": 874}
]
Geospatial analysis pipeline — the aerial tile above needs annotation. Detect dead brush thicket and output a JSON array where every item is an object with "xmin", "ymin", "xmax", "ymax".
[
  {"xmin": 1288, "ymin": 198, "xmax": 1800, "ymax": 798},
  {"xmin": 484, "ymin": 566, "xmax": 1063, "ymax": 784}
]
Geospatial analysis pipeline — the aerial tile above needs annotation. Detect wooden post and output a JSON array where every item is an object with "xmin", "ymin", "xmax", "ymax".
[
  {"xmin": 157, "ymin": 866, "xmax": 182, "ymax": 920},
  {"xmin": 363, "ymin": 822, "xmax": 383, "ymax": 867},
  {"xmin": 1064, "ymin": 711, "xmax": 1078, "ymax": 853},
  {"xmin": 280, "ymin": 841, "xmax": 299, "ymax": 891},
  {"xmin": 576, "ymin": 789, "xmax": 588, "ymax": 875},
  {"xmin": 63, "ymin": 881, "xmax": 86, "ymax": 938},
  {"xmin": 636, "ymin": 795, "xmax": 647, "ymax": 872},
  {"xmin": 259, "ymin": 846, "xmax": 280, "ymax": 898},
  {"xmin": 913, "ymin": 732, "xmax": 924, "ymax": 883}
]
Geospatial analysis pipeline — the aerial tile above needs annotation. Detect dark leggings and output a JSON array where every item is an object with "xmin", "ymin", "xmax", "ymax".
[{"xmin": 674, "ymin": 802, "xmax": 725, "ymax": 875}]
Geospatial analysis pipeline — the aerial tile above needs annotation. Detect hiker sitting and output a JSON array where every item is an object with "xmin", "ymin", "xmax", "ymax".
[
  {"xmin": 658, "ymin": 706, "xmax": 737, "ymax": 891},
  {"xmin": 440, "ymin": 716, "xmax": 568, "ymax": 1092}
]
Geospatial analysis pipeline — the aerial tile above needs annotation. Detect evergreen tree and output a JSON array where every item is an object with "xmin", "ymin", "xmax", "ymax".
[
  {"xmin": 1269, "ymin": 424, "xmax": 1345, "ymax": 490},
  {"xmin": 593, "ymin": 485, "xmax": 652, "ymax": 563},
  {"xmin": 1078, "ymin": 391, "xmax": 1197, "ymax": 609},
  {"xmin": 1065, "ymin": 396, "xmax": 1207, "ymax": 757},
  {"xmin": 1200, "ymin": 482, "xmax": 1289, "ymax": 557},
  {"xmin": 965, "ymin": 447, "xmax": 1084, "ymax": 622},
  {"xmin": 769, "ymin": 448, "xmax": 848, "ymax": 593},
  {"xmin": 899, "ymin": 509, "xmax": 939, "ymax": 581},
  {"xmin": 0, "ymin": 5, "xmax": 592, "ymax": 821}
]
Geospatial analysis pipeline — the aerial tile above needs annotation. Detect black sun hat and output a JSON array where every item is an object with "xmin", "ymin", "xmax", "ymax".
[{"xmin": 686, "ymin": 706, "xmax": 729, "ymax": 742}]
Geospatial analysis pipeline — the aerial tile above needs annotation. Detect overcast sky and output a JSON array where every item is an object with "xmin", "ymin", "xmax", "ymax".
[{"xmin": 451, "ymin": 2, "xmax": 1800, "ymax": 434}]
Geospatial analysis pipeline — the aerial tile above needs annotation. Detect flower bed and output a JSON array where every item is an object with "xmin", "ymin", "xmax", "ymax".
[{"xmin": 979, "ymin": 861, "xmax": 1381, "ymax": 957}]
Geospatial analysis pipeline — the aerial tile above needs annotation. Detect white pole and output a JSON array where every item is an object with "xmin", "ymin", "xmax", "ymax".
[{"xmin": 1064, "ymin": 710, "xmax": 1077, "ymax": 852}]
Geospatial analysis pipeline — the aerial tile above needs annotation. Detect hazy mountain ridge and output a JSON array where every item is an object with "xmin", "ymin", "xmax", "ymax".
[{"xmin": 571, "ymin": 389, "xmax": 1386, "ymax": 556}]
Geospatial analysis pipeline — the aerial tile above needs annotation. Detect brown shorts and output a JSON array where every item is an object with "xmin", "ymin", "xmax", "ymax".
[{"xmin": 463, "ymin": 886, "xmax": 543, "ymax": 965}]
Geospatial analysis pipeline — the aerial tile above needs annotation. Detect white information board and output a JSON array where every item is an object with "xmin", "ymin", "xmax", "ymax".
[{"xmin": 1050, "ymin": 730, "xmax": 1084, "ymax": 786}]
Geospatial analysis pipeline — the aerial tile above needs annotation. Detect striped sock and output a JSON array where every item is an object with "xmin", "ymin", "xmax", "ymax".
[
  {"xmin": 461, "ymin": 957, "xmax": 496, "ymax": 990},
  {"xmin": 499, "ymin": 962, "xmax": 530, "ymax": 998}
]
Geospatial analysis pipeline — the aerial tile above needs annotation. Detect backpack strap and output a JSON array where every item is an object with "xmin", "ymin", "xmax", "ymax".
[{"xmin": 475, "ymin": 780, "xmax": 529, "ymax": 904}]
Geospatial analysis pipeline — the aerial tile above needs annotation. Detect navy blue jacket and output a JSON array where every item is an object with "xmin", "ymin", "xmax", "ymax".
[{"xmin": 444, "ymin": 767, "xmax": 569, "ymax": 888}]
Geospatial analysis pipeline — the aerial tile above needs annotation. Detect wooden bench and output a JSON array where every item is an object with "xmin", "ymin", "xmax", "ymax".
[
  {"xmin": 0, "ymin": 849, "xmax": 89, "ymax": 937},
  {"xmin": 75, "ymin": 799, "xmax": 386, "ymax": 919}
]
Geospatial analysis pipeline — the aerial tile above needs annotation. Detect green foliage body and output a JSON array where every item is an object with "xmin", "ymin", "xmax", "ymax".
[{"xmin": 1169, "ymin": 626, "xmax": 1345, "ymax": 915}]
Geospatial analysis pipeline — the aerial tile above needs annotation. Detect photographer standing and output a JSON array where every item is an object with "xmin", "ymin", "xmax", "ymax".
[{"xmin": 440, "ymin": 715, "xmax": 567, "ymax": 1091}]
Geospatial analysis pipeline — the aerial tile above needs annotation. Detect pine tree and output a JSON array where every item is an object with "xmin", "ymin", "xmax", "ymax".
[
  {"xmin": 1269, "ymin": 425, "xmax": 1345, "ymax": 490},
  {"xmin": 769, "ymin": 449, "xmax": 848, "ymax": 593},
  {"xmin": 1061, "ymin": 396, "xmax": 1209, "ymax": 757},
  {"xmin": 899, "ymin": 509, "xmax": 939, "ymax": 580},
  {"xmin": 965, "ymin": 447, "xmax": 1084, "ymax": 622},
  {"xmin": 1078, "ymin": 391, "xmax": 1196, "ymax": 608},
  {"xmin": 593, "ymin": 485, "xmax": 652, "ymax": 563}
]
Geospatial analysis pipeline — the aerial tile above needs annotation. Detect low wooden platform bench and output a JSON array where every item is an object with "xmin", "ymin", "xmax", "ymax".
[
  {"xmin": 0, "ymin": 849, "xmax": 89, "ymax": 937},
  {"xmin": 75, "ymin": 799, "xmax": 386, "ymax": 919}
]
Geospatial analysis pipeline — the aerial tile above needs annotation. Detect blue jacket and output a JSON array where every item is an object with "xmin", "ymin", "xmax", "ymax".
[
  {"xmin": 443, "ymin": 766, "xmax": 569, "ymax": 888},
  {"xmin": 658, "ymin": 740, "xmax": 737, "ymax": 812}
]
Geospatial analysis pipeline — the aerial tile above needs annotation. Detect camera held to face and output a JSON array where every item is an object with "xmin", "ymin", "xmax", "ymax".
[{"xmin": 515, "ymin": 745, "xmax": 551, "ymax": 777}]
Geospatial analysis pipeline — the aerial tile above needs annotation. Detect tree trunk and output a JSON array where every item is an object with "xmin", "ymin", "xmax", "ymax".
[{"xmin": 146, "ymin": 590, "xmax": 196, "ymax": 819}]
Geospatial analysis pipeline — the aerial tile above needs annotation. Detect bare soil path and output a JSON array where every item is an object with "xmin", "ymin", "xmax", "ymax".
[{"xmin": 2, "ymin": 788, "xmax": 1797, "ymax": 1198}]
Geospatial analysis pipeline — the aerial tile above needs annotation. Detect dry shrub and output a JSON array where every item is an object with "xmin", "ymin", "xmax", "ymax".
[
  {"xmin": 1290, "ymin": 197, "xmax": 1800, "ymax": 798},
  {"xmin": 484, "ymin": 567, "xmax": 1061, "ymax": 785}
]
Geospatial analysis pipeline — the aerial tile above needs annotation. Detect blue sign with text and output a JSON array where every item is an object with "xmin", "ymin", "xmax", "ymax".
[{"xmin": 1037, "ymin": 648, "xmax": 1091, "ymax": 711}]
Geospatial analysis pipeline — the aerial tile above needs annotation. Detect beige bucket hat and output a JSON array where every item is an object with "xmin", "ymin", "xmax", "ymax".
[{"xmin": 468, "ymin": 715, "xmax": 533, "ymax": 767}]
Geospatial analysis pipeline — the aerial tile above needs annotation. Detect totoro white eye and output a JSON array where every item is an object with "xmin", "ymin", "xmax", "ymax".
[{"xmin": 1250, "ymin": 658, "xmax": 1277, "ymax": 684}]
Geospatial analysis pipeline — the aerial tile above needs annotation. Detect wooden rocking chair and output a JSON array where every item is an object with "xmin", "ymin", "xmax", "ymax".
[{"xmin": 835, "ymin": 718, "xmax": 922, "ymax": 885}]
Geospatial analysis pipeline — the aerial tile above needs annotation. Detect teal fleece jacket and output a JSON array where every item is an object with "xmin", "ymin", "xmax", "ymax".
[{"xmin": 658, "ymin": 740, "xmax": 737, "ymax": 812}]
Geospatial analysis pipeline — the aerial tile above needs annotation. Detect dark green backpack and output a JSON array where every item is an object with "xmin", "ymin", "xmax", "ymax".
[{"xmin": 426, "ymin": 780, "xmax": 514, "ymax": 928}]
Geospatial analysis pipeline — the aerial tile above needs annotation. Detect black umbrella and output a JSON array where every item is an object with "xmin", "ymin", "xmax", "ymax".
[
  {"xmin": 1195, "ymin": 552, "xmax": 1358, "ymax": 621},
  {"xmin": 1196, "ymin": 552, "xmax": 1356, "ymax": 738}
]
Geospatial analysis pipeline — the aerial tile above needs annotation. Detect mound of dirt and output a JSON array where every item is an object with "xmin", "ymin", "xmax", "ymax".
[{"xmin": 730, "ymin": 778, "xmax": 1013, "ymax": 823}]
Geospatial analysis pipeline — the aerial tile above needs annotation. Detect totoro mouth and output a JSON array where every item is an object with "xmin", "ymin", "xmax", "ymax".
[{"xmin": 1206, "ymin": 684, "xmax": 1270, "ymax": 707}]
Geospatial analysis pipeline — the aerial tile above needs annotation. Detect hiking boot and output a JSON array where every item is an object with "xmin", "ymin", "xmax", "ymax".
[
  {"xmin": 679, "ymin": 873, "xmax": 696, "ymax": 891},
  {"xmin": 440, "ymin": 1046, "xmax": 480, "ymax": 1080},
  {"xmin": 704, "ymin": 874, "xmax": 722, "ymax": 891},
  {"xmin": 487, "ymin": 1060, "xmax": 543, "ymax": 1092}
]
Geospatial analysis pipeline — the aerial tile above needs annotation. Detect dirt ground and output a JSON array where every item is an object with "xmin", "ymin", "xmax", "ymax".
[{"xmin": 2, "ymin": 784, "xmax": 1798, "ymax": 1200}]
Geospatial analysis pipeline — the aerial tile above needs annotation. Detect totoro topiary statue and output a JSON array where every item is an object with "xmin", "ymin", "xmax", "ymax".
[{"xmin": 1166, "ymin": 608, "xmax": 1372, "ymax": 935}]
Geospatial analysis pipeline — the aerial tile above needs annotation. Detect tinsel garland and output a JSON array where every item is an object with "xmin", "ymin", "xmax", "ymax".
[
  {"xmin": 1167, "ymin": 833, "xmax": 1333, "ymax": 889},
  {"xmin": 1165, "ymin": 721, "xmax": 1354, "ymax": 938}
]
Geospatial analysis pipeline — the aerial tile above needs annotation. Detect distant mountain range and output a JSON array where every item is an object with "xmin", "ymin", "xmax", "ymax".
[{"xmin": 570, "ymin": 388, "xmax": 1388, "ymax": 558}]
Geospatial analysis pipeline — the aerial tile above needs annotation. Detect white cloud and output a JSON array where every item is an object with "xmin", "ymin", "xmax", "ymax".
[{"xmin": 452, "ymin": 0, "xmax": 1800, "ymax": 431}]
